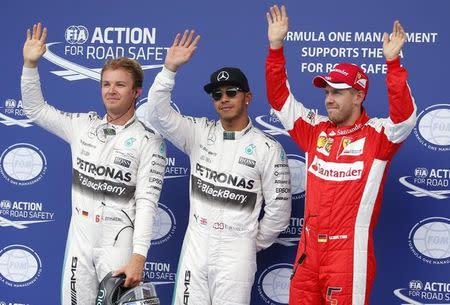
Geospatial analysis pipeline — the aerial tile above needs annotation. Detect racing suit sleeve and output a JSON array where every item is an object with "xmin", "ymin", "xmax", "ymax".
[
  {"xmin": 369, "ymin": 57, "xmax": 417, "ymax": 159},
  {"xmin": 147, "ymin": 66, "xmax": 201, "ymax": 155},
  {"xmin": 132, "ymin": 135, "xmax": 166, "ymax": 256},
  {"xmin": 256, "ymin": 141, "xmax": 291, "ymax": 251},
  {"xmin": 266, "ymin": 47, "xmax": 329, "ymax": 152},
  {"xmin": 21, "ymin": 66, "xmax": 85, "ymax": 144}
]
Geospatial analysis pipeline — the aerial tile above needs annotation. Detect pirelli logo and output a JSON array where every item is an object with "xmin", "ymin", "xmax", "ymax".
[{"xmin": 238, "ymin": 156, "xmax": 256, "ymax": 168}]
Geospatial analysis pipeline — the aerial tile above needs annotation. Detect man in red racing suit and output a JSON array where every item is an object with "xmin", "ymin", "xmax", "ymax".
[{"xmin": 265, "ymin": 5, "xmax": 416, "ymax": 305}]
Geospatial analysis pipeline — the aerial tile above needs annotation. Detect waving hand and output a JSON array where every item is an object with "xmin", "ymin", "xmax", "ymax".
[
  {"xmin": 164, "ymin": 30, "xmax": 201, "ymax": 72},
  {"xmin": 23, "ymin": 23, "xmax": 47, "ymax": 68},
  {"xmin": 266, "ymin": 5, "xmax": 288, "ymax": 49},
  {"xmin": 383, "ymin": 20, "xmax": 406, "ymax": 61}
]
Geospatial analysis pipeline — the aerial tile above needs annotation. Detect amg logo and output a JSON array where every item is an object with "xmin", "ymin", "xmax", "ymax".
[
  {"xmin": 114, "ymin": 156, "xmax": 131, "ymax": 168},
  {"xmin": 183, "ymin": 270, "xmax": 191, "ymax": 305},
  {"xmin": 71, "ymin": 256, "xmax": 78, "ymax": 305},
  {"xmin": 238, "ymin": 156, "xmax": 256, "ymax": 168}
]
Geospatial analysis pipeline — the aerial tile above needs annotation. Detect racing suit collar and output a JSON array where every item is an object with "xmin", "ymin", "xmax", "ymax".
[
  {"xmin": 218, "ymin": 118, "xmax": 253, "ymax": 140},
  {"xmin": 101, "ymin": 114, "xmax": 137, "ymax": 132},
  {"xmin": 329, "ymin": 108, "xmax": 369, "ymax": 136}
]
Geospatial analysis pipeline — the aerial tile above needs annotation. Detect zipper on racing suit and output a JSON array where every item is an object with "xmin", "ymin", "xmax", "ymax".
[{"xmin": 290, "ymin": 214, "xmax": 317, "ymax": 280}]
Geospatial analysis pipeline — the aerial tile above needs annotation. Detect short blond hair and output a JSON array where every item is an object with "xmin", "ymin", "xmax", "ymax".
[{"xmin": 101, "ymin": 57, "xmax": 143, "ymax": 88}]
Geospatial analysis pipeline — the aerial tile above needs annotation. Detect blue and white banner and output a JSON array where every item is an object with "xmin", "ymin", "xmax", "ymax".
[{"xmin": 1, "ymin": 1, "xmax": 449, "ymax": 304}]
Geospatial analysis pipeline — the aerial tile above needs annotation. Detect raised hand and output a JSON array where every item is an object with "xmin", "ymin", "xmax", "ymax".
[
  {"xmin": 23, "ymin": 23, "xmax": 47, "ymax": 68},
  {"xmin": 383, "ymin": 20, "xmax": 406, "ymax": 61},
  {"xmin": 266, "ymin": 5, "xmax": 289, "ymax": 49},
  {"xmin": 164, "ymin": 30, "xmax": 200, "ymax": 72}
]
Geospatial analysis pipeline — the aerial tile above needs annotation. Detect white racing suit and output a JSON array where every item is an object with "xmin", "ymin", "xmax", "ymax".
[
  {"xmin": 147, "ymin": 67, "xmax": 292, "ymax": 305},
  {"xmin": 21, "ymin": 67, "xmax": 166, "ymax": 305}
]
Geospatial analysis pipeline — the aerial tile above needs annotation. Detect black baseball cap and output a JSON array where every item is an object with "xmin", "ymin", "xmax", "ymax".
[{"xmin": 204, "ymin": 67, "xmax": 250, "ymax": 93}]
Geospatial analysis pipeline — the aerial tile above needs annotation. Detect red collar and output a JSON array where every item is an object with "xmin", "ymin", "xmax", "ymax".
[{"xmin": 328, "ymin": 109, "xmax": 369, "ymax": 136}]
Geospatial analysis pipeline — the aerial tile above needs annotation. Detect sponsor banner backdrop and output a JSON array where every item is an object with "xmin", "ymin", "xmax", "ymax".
[{"xmin": 1, "ymin": 1, "xmax": 449, "ymax": 304}]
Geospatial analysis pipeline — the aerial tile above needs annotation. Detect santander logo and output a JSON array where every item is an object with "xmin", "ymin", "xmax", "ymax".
[{"xmin": 308, "ymin": 156, "xmax": 363, "ymax": 181}]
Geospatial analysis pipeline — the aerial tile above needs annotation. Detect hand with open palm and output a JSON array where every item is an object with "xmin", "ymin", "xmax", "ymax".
[
  {"xmin": 23, "ymin": 23, "xmax": 47, "ymax": 68},
  {"xmin": 383, "ymin": 20, "xmax": 406, "ymax": 61},
  {"xmin": 164, "ymin": 30, "xmax": 200, "ymax": 72},
  {"xmin": 266, "ymin": 5, "xmax": 288, "ymax": 49}
]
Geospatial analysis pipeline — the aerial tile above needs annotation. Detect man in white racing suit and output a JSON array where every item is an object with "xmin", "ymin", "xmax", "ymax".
[
  {"xmin": 146, "ymin": 30, "xmax": 291, "ymax": 305},
  {"xmin": 21, "ymin": 23, "xmax": 166, "ymax": 305}
]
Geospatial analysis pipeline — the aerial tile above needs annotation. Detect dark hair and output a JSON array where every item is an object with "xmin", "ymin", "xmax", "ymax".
[{"xmin": 101, "ymin": 57, "xmax": 143, "ymax": 88}]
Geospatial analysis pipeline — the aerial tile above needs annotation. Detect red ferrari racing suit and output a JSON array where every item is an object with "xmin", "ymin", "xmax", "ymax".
[{"xmin": 266, "ymin": 47, "xmax": 416, "ymax": 305}]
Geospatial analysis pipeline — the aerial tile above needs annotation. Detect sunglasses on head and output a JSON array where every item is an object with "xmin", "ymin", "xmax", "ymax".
[{"xmin": 211, "ymin": 87, "xmax": 242, "ymax": 101}]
